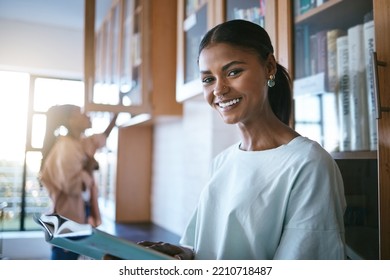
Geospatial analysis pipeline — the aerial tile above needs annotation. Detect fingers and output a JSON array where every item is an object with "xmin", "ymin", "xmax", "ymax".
[
  {"xmin": 137, "ymin": 241, "xmax": 163, "ymax": 247},
  {"xmin": 137, "ymin": 241, "xmax": 183, "ymax": 257}
]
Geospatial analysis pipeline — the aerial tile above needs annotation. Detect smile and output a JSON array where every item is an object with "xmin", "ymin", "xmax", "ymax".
[{"xmin": 218, "ymin": 98, "xmax": 242, "ymax": 108}]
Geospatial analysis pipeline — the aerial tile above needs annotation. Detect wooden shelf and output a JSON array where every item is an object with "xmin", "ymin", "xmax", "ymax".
[
  {"xmin": 331, "ymin": 151, "xmax": 377, "ymax": 160},
  {"xmin": 295, "ymin": 0, "xmax": 373, "ymax": 31},
  {"xmin": 295, "ymin": 0, "xmax": 343, "ymax": 23}
]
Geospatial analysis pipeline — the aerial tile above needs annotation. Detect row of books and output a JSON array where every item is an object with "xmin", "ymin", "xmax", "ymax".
[
  {"xmin": 233, "ymin": 6, "xmax": 265, "ymax": 27},
  {"xmin": 294, "ymin": 11, "xmax": 376, "ymax": 152},
  {"xmin": 185, "ymin": 0, "xmax": 207, "ymax": 17},
  {"xmin": 294, "ymin": 0, "xmax": 328, "ymax": 17}
]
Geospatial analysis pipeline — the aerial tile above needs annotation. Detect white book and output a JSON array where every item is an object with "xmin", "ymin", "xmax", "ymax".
[
  {"xmin": 293, "ymin": 72, "xmax": 326, "ymax": 97},
  {"xmin": 327, "ymin": 29, "xmax": 345, "ymax": 93},
  {"xmin": 336, "ymin": 36, "xmax": 351, "ymax": 151},
  {"xmin": 36, "ymin": 214, "xmax": 93, "ymax": 239},
  {"xmin": 348, "ymin": 24, "xmax": 369, "ymax": 151},
  {"xmin": 34, "ymin": 213, "xmax": 173, "ymax": 260},
  {"xmin": 363, "ymin": 19, "xmax": 377, "ymax": 151}
]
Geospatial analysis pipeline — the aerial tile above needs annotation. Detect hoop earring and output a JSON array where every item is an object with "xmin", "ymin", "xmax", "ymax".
[{"xmin": 267, "ymin": 75, "xmax": 275, "ymax": 88}]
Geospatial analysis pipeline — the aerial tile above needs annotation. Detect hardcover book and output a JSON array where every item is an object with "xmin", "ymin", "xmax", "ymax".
[
  {"xmin": 336, "ymin": 35, "xmax": 352, "ymax": 151},
  {"xmin": 363, "ymin": 13, "xmax": 377, "ymax": 151},
  {"xmin": 34, "ymin": 214, "xmax": 174, "ymax": 260},
  {"xmin": 348, "ymin": 24, "xmax": 369, "ymax": 151},
  {"xmin": 327, "ymin": 29, "xmax": 345, "ymax": 93},
  {"xmin": 294, "ymin": 25, "xmax": 311, "ymax": 78}
]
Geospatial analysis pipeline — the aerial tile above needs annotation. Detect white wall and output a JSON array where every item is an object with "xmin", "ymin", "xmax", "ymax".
[
  {"xmin": 0, "ymin": 19, "xmax": 83, "ymax": 78},
  {"xmin": 151, "ymin": 99, "xmax": 240, "ymax": 236}
]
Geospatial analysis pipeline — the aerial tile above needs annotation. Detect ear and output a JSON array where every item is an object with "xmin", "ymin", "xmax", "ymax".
[{"xmin": 265, "ymin": 54, "xmax": 277, "ymax": 77}]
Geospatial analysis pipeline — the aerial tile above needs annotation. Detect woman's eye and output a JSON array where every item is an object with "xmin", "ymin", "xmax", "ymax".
[
  {"xmin": 228, "ymin": 69, "xmax": 242, "ymax": 77},
  {"xmin": 202, "ymin": 76, "xmax": 214, "ymax": 84}
]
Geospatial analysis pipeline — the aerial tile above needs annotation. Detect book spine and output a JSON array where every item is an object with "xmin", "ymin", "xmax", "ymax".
[
  {"xmin": 336, "ymin": 36, "xmax": 351, "ymax": 151},
  {"xmin": 316, "ymin": 30, "xmax": 328, "ymax": 89},
  {"xmin": 294, "ymin": 26, "xmax": 305, "ymax": 79},
  {"xmin": 295, "ymin": 25, "xmax": 311, "ymax": 78},
  {"xmin": 348, "ymin": 24, "xmax": 369, "ymax": 151},
  {"xmin": 303, "ymin": 25, "xmax": 311, "ymax": 77},
  {"xmin": 363, "ymin": 19, "xmax": 377, "ymax": 151},
  {"xmin": 327, "ymin": 29, "xmax": 345, "ymax": 93},
  {"xmin": 310, "ymin": 34, "xmax": 318, "ymax": 75},
  {"xmin": 300, "ymin": 0, "xmax": 312, "ymax": 15}
]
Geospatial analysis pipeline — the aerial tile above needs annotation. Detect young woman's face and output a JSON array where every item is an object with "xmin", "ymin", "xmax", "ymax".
[
  {"xmin": 69, "ymin": 108, "xmax": 92, "ymax": 132},
  {"xmin": 199, "ymin": 43, "xmax": 274, "ymax": 125}
]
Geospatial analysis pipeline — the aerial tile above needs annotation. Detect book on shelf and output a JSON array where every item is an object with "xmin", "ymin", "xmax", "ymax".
[
  {"xmin": 293, "ymin": 72, "xmax": 327, "ymax": 97},
  {"xmin": 327, "ymin": 29, "xmax": 346, "ymax": 93},
  {"xmin": 348, "ymin": 23, "xmax": 369, "ymax": 151},
  {"xmin": 363, "ymin": 11, "xmax": 377, "ymax": 151},
  {"xmin": 316, "ymin": 0, "xmax": 326, "ymax": 6},
  {"xmin": 294, "ymin": 0, "xmax": 328, "ymax": 16},
  {"xmin": 34, "ymin": 213, "xmax": 174, "ymax": 260},
  {"xmin": 232, "ymin": 0, "xmax": 265, "ymax": 28},
  {"xmin": 316, "ymin": 30, "xmax": 328, "ymax": 79},
  {"xmin": 294, "ymin": 25, "xmax": 311, "ymax": 78},
  {"xmin": 295, "ymin": 0, "xmax": 316, "ymax": 16},
  {"xmin": 306, "ymin": 30, "xmax": 329, "ymax": 80},
  {"xmin": 185, "ymin": 0, "xmax": 207, "ymax": 17},
  {"xmin": 336, "ymin": 35, "xmax": 352, "ymax": 152},
  {"xmin": 309, "ymin": 34, "xmax": 318, "ymax": 75}
]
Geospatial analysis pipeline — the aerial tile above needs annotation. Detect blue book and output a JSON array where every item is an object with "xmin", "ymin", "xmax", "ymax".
[{"xmin": 34, "ymin": 213, "xmax": 174, "ymax": 260}]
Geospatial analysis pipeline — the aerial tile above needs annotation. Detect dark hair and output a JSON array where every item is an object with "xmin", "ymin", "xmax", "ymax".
[
  {"xmin": 41, "ymin": 104, "xmax": 80, "ymax": 168},
  {"xmin": 198, "ymin": 20, "xmax": 292, "ymax": 125}
]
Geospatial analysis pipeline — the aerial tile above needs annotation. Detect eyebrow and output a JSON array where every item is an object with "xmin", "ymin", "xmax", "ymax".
[{"xmin": 200, "ymin": 60, "xmax": 246, "ymax": 75}]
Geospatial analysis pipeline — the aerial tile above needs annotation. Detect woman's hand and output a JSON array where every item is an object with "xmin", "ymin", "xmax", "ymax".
[{"xmin": 137, "ymin": 241, "xmax": 194, "ymax": 260}]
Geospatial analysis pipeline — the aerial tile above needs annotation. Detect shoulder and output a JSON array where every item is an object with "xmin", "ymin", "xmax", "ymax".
[
  {"xmin": 287, "ymin": 137, "xmax": 343, "ymax": 189},
  {"xmin": 288, "ymin": 136, "xmax": 334, "ymax": 164},
  {"xmin": 212, "ymin": 143, "xmax": 240, "ymax": 165}
]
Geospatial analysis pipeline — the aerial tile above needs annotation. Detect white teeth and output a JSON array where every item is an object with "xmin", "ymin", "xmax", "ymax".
[{"xmin": 219, "ymin": 98, "xmax": 241, "ymax": 108}]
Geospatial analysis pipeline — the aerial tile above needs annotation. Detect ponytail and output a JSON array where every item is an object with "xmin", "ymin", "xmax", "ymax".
[
  {"xmin": 40, "ymin": 104, "xmax": 79, "ymax": 169},
  {"xmin": 268, "ymin": 63, "xmax": 292, "ymax": 125}
]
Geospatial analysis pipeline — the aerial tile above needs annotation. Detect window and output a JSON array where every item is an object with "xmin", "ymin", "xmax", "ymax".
[{"xmin": 0, "ymin": 71, "xmax": 117, "ymax": 231}]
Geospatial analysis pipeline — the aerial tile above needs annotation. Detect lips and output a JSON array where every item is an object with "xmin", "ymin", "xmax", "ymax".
[{"xmin": 217, "ymin": 98, "xmax": 242, "ymax": 108}]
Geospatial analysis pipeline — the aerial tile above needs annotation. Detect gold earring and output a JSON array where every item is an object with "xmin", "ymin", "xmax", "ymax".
[{"xmin": 267, "ymin": 75, "xmax": 275, "ymax": 88}]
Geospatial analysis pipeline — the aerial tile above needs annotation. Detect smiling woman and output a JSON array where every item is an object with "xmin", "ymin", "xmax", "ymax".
[{"xmin": 139, "ymin": 20, "xmax": 347, "ymax": 260}]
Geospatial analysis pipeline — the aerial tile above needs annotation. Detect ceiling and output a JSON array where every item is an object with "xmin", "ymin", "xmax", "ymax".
[{"xmin": 0, "ymin": 0, "xmax": 112, "ymax": 30}]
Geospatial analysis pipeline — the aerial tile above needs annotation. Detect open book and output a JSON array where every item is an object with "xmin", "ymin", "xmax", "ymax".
[
  {"xmin": 35, "ymin": 214, "xmax": 92, "ymax": 240},
  {"xmin": 34, "ymin": 213, "xmax": 173, "ymax": 260}
]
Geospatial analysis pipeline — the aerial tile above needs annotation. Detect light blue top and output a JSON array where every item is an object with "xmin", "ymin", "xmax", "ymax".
[{"xmin": 180, "ymin": 136, "xmax": 346, "ymax": 259}]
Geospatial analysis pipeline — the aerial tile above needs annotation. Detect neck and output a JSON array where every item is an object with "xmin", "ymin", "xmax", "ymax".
[{"xmin": 237, "ymin": 119, "xmax": 298, "ymax": 151}]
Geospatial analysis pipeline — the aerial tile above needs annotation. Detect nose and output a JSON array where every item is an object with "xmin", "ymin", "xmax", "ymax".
[{"xmin": 213, "ymin": 82, "xmax": 228, "ymax": 97}]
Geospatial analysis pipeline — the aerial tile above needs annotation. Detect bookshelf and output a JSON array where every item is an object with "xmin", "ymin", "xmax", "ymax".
[
  {"xmin": 83, "ymin": 0, "xmax": 181, "ymax": 223},
  {"xmin": 85, "ymin": 0, "xmax": 152, "ymax": 115},
  {"xmin": 281, "ymin": 0, "xmax": 390, "ymax": 259},
  {"xmin": 293, "ymin": 0, "xmax": 375, "ymax": 153},
  {"xmin": 85, "ymin": 0, "xmax": 181, "ymax": 116},
  {"xmin": 176, "ymin": 0, "xmax": 212, "ymax": 102}
]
